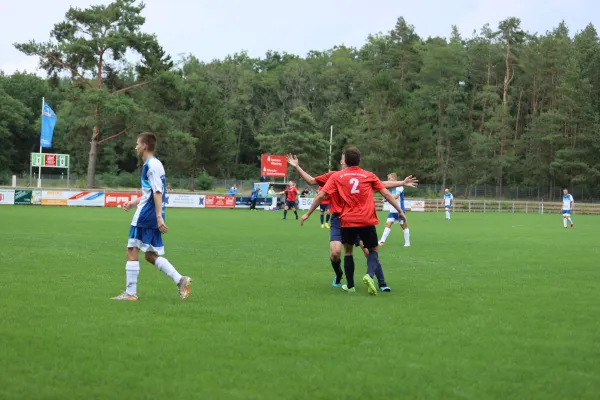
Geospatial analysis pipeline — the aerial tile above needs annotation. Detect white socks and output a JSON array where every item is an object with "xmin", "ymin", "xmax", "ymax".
[
  {"xmin": 404, "ymin": 228, "xmax": 410, "ymax": 245},
  {"xmin": 445, "ymin": 211, "xmax": 451, "ymax": 220},
  {"xmin": 380, "ymin": 227, "xmax": 391, "ymax": 243},
  {"xmin": 155, "ymin": 257, "xmax": 182, "ymax": 284},
  {"xmin": 568, "ymin": 218, "xmax": 573, "ymax": 226},
  {"xmin": 126, "ymin": 261, "xmax": 140, "ymax": 296},
  {"xmin": 563, "ymin": 218, "xmax": 568, "ymax": 228}
]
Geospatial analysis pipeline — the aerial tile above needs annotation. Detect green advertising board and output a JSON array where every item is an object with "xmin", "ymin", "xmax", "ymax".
[
  {"xmin": 14, "ymin": 190, "xmax": 32, "ymax": 205},
  {"xmin": 31, "ymin": 153, "xmax": 70, "ymax": 168}
]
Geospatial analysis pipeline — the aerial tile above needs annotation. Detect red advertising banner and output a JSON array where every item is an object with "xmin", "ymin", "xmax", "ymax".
[
  {"xmin": 44, "ymin": 154, "xmax": 57, "ymax": 167},
  {"xmin": 104, "ymin": 192, "xmax": 141, "ymax": 207},
  {"xmin": 261, "ymin": 154, "xmax": 287, "ymax": 177},
  {"xmin": 205, "ymin": 195, "xmax": 236, "ymax": 209}
]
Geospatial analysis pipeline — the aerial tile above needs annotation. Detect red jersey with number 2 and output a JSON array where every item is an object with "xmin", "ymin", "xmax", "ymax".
[
  {"xmin": 315, "ymin": 171, "xmax": 340, "ymax": 212},
  {"xmin": 322, "ymin": 166, "xmax": 386, "ymax": 227}
]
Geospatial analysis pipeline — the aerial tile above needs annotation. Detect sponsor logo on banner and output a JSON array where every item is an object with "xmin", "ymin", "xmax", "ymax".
[
  {"xmin": 411, "ymin": 200, "xmax": 425, "ymax": 212},
  {"xmin": 41, "ymin": 190, "xmax": 71, "ymax": 206},
  {"xmin": 104, "ymin": 192, "xmax": 141, "ymax": 207},
  {"xmin": 32, "ymin": 190, "xmax": 42, "ymax": 205},
  {"xmin": 0, "ymin": 190, "xmax": 15, "ymax": 205},
  {"xmin": 166, "ymin": 194, "xmax": 205, "ymax": 208},
  {"xmin": 298, "ymin": 197, "xmax": 314, "ymax": 210},
  {"xmin": 14, "ymin": 190, "xmax": 33, "ymax": 205},
  {"xmin": 67, "ymin": 191, "xmax": 105, "ymax": 207},
  {"xmin": 205, "ymin": 195, "xmax": 236, "ymax": 208},
  {"xmin": 260, "ymin": 154, "xmax": 287, "ymax": 177},
  {"xmin": 234, "ymin": 196, "xmax": 277, "ymax": 209}
]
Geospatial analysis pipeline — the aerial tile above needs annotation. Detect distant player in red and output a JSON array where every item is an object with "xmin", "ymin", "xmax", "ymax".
[
  {"xmin": 318, "ymin": 185, "xmax": 331, "ymax": 228},
  {"xmin": 274, "ymin": 181, "xmax": 299, "ymax": 220},
  {"xmin": 301, "ymin": 147, "xmax": 406, "ymax": 295}
]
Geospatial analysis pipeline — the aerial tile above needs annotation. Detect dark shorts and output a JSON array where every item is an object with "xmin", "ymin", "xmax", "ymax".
[
  {"xmin": 320, "ymin": 204, "xmax": 330, "ymax": 212},
  {"xmin": 342, "ymin": 226, "xmax": 378, "ymax": 249},
  {"xmin": 285, "ymin": 200, "xmax": 296, "ymax": 208},
  {"xmin": 330, "ymin": 213, "xmax": 342, "ymax": 242}
]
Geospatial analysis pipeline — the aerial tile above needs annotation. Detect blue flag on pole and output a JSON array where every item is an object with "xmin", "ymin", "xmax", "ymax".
[{"xmin": 40, "ymin": 100, "xmax": 57, "ymax": 148}]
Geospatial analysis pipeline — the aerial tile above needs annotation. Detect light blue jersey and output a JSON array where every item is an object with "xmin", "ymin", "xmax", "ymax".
[
  {"xmin": 444, "ymin": 193, "xmax": 453, "ymax": 209},
  {"xmin": 386, "ymin": 187, "xmax": 405, "ymax": 224},
  {"xmin": 131, "ymin": 157, "xmax": 167, "ymax": 229}
]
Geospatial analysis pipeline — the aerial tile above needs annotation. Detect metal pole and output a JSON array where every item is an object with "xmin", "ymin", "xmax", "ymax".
[
  {"xmin": 67, "ymin": 164, "xmax": 70, "ymax": 190},
  {"xmin": 37, "ymin": 97, "xmax": 44, "ymax": 189},
  {"xmin": 484, "ymin": 200, "xmax": 486, "ymax": 213},
  {"xmin": 512, "ymin": 201, "xmax": 515, "ymax": 213}
]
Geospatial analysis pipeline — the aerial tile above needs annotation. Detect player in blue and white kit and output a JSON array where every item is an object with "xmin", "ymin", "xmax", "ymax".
[
  {"xmin": 379, "ymin": 173, "xmax": 410, "ymax": 247},
  {"xmin": 112, "ymin": 132, "xmax": 192, "ymax": 301},
  {"xmin": 561, "ymin": 188, "xmax": 574, "ymax": 228},
  {"xmin": 442, "ymin": 188, "xmax": 453, "ymax": 220}
]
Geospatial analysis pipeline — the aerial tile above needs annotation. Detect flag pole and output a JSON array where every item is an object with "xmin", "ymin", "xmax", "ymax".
[
  {"xmin": 328, "ymin": 125, "xmax": 333, "ymax": 172},
  {"xmin": 38, "ymin": 97, "xmax": 44, "ymax": 189}
]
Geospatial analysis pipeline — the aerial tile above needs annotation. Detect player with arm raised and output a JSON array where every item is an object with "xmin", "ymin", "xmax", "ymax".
[
  {"xmin": 288, "ymin": 154, "xmax": 417, "ymax": 291},
  {"xmin": 301, "ymin": 147, "xmax": 407, "ymax": 295},
  {"xmin": 441, "ymin": 188, "xmax": 453, "ymax": 220},
  {"xmin": 274, "ymin": 181, "xmax": 299, "ymax": 220},
  {"xmin": 562, "ymin": 188, "xmax": 575, "ymax": 228},
  {"xmin": 112, "ymin": 132, "xmax": 192, "ymax": 301},
  {"xmin": 379, "ymin": 173, "xmax": 410, "ymax": 247}
]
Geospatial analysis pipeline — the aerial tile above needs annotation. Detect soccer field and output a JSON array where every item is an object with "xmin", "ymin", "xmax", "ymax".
[{"xmin": 0, "ymin": 206, "xmax": 598, "ymax": 399}]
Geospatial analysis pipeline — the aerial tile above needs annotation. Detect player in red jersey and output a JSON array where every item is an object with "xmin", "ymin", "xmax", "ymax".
[
  {"xmin": 288, "ymin": 153, "xmax": 417, "ymax": 291},
  {"xmin": 301, "ymin": 147, "xmax": 406, "ymax": 295},
  {"xmin": 274, "ymin": 181, "xmax": 299, "ymax": 220},
  {"xmin": 318, "ymin": 185, "xmax": 331, "ymax": 228}
]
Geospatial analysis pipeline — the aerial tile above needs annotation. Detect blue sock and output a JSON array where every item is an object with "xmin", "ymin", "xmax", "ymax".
[
  {"xmin": 283, "ymin": 210, "xmax": 287, "ymax": 219},
  {"xmin": 331, "ymin": 258, "xmax": 343, "ymax": 283},
  {"xmin": 343, "ymin": 255, "xmax": 355, "ymax": 288},
  {"xmin": 374, "ymin": 261, "xmax": 386, "ymax": 287},
  {"xmin": 326, "ymin": 214, "xmax": 331, "ymax": 223},
  {"xmin": 320, "ymin": 214, "xmax": 324, "ymax": 224},
  {"xmin": 366, "ymin": 251, "xmax": 379, "ymax": 278}
]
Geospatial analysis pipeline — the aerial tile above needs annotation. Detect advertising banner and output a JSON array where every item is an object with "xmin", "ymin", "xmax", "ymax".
[
  {"xmin": 234, "ymin": 196, "xmax": 277, "ymax": 210},
  {"xmin": 297, "ymin": 197, "xmax": 313, "ymax": 210},
  {"xmin": 166, "ymin": 194, "xmax": 205, "ymax": 208},
  {"xmin": 41, "ymin": 190, "xmax": 71, "ymax": 206},
  {"xmin": 383, "ymin": 199, "xmax": 425, "ymax": 212},
  {"xmin": 205, "ymin": 195, "xmax": 236, "ymax": 209},
  {"xmin": 32, "ymin": 190, "xmax": 42, "ymax": 205},
  {"xmin": 104, "ymin": 192, "xmax": 141, "ymax": 207},
  {"xmin": 13, "ymin": 190, "xmax": 32, "ymax": 205},
  {"xmin": 260, "ymin": 154, "xmax": 287, "ymax": 177},
  {"xmin": 0, "ymin": 190, "xmax": 15, "ymax": 205},
  {"xmin": 67, "ymin": 191, "xmax": 105, "ymax": 207},
  {"xmin": 31, "ymin": 153, "xmax": 70, "ymax": 168}
]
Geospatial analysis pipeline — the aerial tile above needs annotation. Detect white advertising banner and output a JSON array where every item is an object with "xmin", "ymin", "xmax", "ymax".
[
  {"xmin": 67, "ymin": 192, "xmax": 105, "ymax": 207},
  {"xmin": 0, "ymin": 190, "xmax": 15, "ymax": 205},
  {"xmin": 297, "ymin": 197, "xmax": 313, "ymax": 210},
  {"xmin": 166, "ymin": 194, "xmax": 205, "ymax": 208}
]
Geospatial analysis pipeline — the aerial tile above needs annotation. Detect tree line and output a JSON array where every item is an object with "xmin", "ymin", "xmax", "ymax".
[{"xmin": 1, "ymin": 0, "xmax": 599, "ymax": 194}]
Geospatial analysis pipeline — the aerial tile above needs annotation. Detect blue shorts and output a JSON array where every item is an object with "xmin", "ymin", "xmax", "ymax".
[
  {"xmin": 445, "ymin": 205, "xmax": 451, "ymax": 210},
  {"xmin": 562, "ymin": 210, "xmax": 572, "ymax": 215},
  {"xmin": 285, "ymin": 200, "xmax": 296, "ymax": 208},
  {"xmin": 127, "ymin": 226, "xmax": 164, "ymax": 255},
  {"xmin": 386, "ymin": 212, "xmax": 405, "ymax": 225},
  {"xmin": 320, "ymin": 204, "xmax": 330, "ymax": 212},
  {"xmin": 330, "ymin": 213, "xmax": 342, "ymax": 242}
]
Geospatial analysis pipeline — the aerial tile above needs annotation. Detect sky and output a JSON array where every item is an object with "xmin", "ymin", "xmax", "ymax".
[{"xmin": 0, "ymin": 0, "xmax": 597, "ymax": 75}]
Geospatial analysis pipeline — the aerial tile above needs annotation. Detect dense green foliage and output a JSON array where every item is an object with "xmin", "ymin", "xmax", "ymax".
[{"xmin": 3, "ymin": 0, "xmax": 600, "ymax": 193}]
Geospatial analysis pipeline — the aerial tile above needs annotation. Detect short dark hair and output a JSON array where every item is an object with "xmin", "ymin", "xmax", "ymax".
[
  {"xmin": 344, "ymin": 147, "xmax": 361, "ymax": 166},
  {"xmin": 138, "ymin": 132, "xmax": 157, "ymax": 152}
]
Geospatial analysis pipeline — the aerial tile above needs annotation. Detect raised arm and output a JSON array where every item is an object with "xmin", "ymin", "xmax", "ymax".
[
  {"xmin": 384, "ymin": 175, "xmax": 419, "ymax": 189},
  {"xmin": 287, "ymin": 154, "xmax": 317, "ymax": 185}
]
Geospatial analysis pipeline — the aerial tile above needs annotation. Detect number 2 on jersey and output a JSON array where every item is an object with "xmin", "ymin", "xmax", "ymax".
[{"xmin": 350, "ymin": 178, "xmax": 360, "ymax": 194}]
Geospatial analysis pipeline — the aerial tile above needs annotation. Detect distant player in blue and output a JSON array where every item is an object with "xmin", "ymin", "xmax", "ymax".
[
  {"xmin": 250, "ymin": 184, "xmax": 259, "ymax": 210},
  {"xmin": 442, "ymin": 188, "xmax": 453, "ymax": 220},
  {"xmin": 379, "ymin": 173, "xmax": 410, "ymax": 247},
  {"xmin": 562, "ymin": 188, "xmax": 574, "ymax": 228},
  {"xmin": 112, "ymin": 132, "xmax": 192, "ymax": 301}
]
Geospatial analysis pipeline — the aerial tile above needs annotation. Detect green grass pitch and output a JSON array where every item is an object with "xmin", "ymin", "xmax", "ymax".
[{"xmin": 0, "ymin": 206, "xmax": 598, "ymax": 399}]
